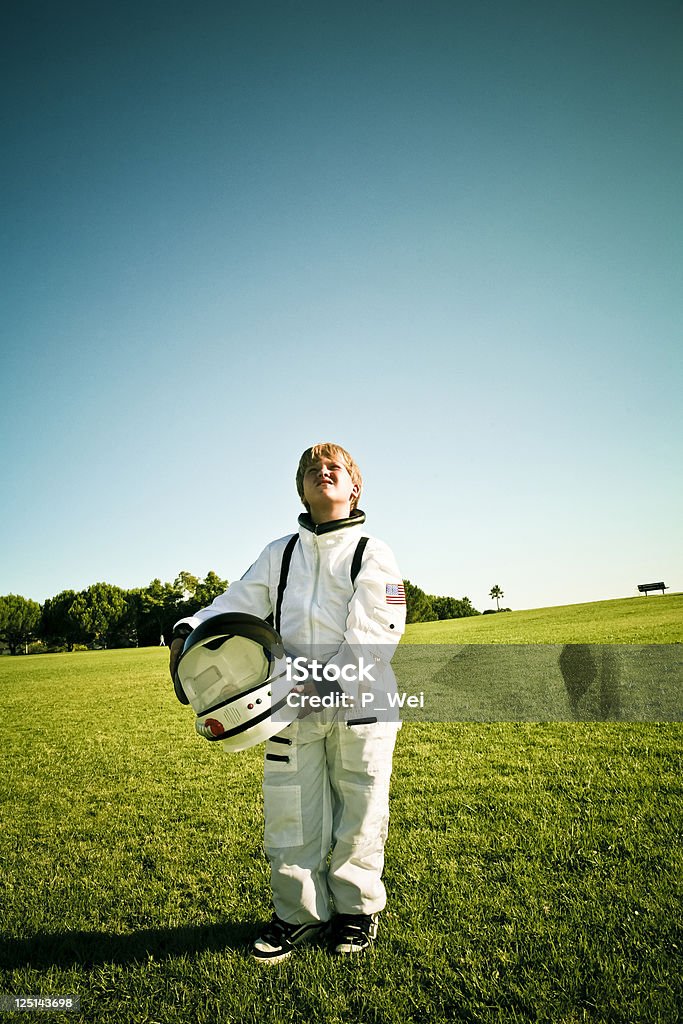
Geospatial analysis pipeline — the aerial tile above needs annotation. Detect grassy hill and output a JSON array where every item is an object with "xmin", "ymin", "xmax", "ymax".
[
  {"xmin": 397, "ymin": 594, "xmax": 682, "ymax": 722},
  {"xmin": 404, "ymin": 593, "xmax": 683, "ymax": 644}
]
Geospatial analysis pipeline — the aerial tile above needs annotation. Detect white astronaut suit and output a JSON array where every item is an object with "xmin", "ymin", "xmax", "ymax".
[{"xmin": 176, "ymin": 509, "xmax": 406, "ymax": 925}]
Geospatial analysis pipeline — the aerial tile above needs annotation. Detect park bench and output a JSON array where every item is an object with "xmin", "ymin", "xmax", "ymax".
[{"xmin": 637, "ymin": 582, "xmax": 668, "ymax": 596}]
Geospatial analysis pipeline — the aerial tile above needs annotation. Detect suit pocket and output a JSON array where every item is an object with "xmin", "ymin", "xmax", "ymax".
[{"xmin": 263, "ymin": 784, "xmax": 304, "ymax": 849}]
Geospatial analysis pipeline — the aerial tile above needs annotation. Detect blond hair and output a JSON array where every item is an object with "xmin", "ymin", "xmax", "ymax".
[{"xmin": 296, "ymin": 443, "xmax": 363, "ymax": 512}]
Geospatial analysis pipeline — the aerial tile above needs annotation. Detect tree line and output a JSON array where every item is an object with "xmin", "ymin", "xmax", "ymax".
[
  {"xmin": 0, "ymin": 572, "xmax": 227, "ymax": 655},
  {"xmin": 402, "ymin": 580, "xmax": 479, "ymax": 624},
  {"xmin": 0, "ymin": 574, "xmax": 479, "ymax": 655}
]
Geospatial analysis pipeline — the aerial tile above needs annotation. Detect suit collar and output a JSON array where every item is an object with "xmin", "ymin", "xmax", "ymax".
[{"xmin": 297, "ymin": 509, "xmax": 366, "ymax": 536}]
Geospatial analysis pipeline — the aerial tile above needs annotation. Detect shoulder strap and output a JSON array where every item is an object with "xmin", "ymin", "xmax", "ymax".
[
  {"xmin": 351, "ymin": 536, "xmax": 370, "ymax": 586},
  {"xmin": 274, "ymin": 534, "xmax": 299, "ymax": 634}
]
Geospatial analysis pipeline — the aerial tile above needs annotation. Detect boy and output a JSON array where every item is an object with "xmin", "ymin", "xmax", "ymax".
[{"xmin": 169, "ymin": 443, "xmax": 406, "ymax": 962}]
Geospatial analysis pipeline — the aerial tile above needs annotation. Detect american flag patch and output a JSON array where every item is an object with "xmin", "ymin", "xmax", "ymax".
[{"xmin": 386, "ymin": 583, "xmax": 406, "ymax": 605}]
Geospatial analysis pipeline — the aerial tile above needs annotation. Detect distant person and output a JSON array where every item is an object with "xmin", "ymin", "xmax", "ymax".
[
  {"xmin": 169, "ymin": 443, "xmax": 406, "ymax": 962},
  {"xmin": 159, "ymin": 634, "xmax": 166, "ymax": 647}
]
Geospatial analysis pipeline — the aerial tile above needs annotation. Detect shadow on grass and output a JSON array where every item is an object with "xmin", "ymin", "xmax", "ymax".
[
  {"xmin": 559, "ymin": 644, "xmax": 621, "ymax": 720},
  {"xmin": 0, "ymin": 920, "xmax": 256, "ymax": 969}
]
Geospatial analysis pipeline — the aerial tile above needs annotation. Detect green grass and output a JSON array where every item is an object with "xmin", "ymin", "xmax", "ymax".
[
  {"xmin": 404, "ymin": 594, "xmax": 683, "ymax": 644},
  {"xmin": 1, "ymin": 616, "xmax": 682, "ymax": 1022}
]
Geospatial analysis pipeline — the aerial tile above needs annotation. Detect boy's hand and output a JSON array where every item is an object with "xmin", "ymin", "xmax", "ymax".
[
  {"xmin": 169, "ymin": 637, "xmax": 184, "ymax": 682},
  {"xmin": 292, "ymin": 681, "xmax": 320, "ymax": 718}
]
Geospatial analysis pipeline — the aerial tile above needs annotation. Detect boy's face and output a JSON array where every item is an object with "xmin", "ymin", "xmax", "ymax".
[{"xmin": 302, "ymin": 456, "xmax": 360, "ymax": 523}]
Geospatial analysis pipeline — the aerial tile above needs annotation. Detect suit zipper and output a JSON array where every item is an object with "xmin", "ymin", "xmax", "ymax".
[{"xmin": 310, "ymin": 541, "xmax": 320, "ymax": 645}]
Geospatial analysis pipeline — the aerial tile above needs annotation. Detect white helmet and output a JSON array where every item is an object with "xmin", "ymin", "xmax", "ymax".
[{"xmin": 174, "ymin": 613, "xmax": 296, "ymax": 752}]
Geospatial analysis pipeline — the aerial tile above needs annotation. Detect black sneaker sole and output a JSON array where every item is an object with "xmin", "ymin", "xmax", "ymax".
[{"xmin": 252, "ymin": 922, "xmax": 327, "ymax": 964}]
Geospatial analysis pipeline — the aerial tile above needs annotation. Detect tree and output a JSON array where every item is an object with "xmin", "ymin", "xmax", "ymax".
[
  {"xmin": 39, "ymin": 590, "xmax": 83, "ymax": 650},
  {"xmin": 0, "ymin": 594, "xmax": 41, "ymax": 654},
  {"xmin": 139, "ymin": 578, "xmax": 184, "ymax": 646},
  {"xmin": 138, "ymin": 571, "xmax": 228, "ymax": 645},
  {"xmin": 68, "ymin": 583, "xmax": 128, "ymax": 648},
  {"xmin": 430, "ymin": 595, "xmax": 480, "ymax": 620},
  {"xmin": 489, "ymin": 585, "xmax": 504, "ymax": 611},
  {"xmin": 194, "ymin": 571, "xmax": 228, "ymax": 609},
  {"xmin": 174, "ymin": 571, "xmax": 199, "ymax": 600},
  {"xmin": 174, "ymin": 570, "xmax": 229, "ymax": 623},
  {"xmin": 403, "ymin": 579, "xmax": 437, "ymax": 624}
]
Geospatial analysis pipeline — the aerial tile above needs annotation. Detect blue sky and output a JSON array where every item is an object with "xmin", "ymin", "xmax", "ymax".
[{"xmin": 2, "ymin": 0, "xmax": 681, "ymax": 614}]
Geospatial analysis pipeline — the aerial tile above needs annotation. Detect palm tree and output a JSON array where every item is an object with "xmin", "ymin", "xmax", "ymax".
[{"xmin": 489, "ymin": 585, "xmax": 504, "ymax": 611}]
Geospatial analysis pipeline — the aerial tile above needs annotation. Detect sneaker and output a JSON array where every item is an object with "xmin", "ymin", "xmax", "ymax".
[
  {"xmin": 252, "ymin": 914, "xmax": 326, "ymax": 963},
  {"xmin": 331, "ymin": 913, "xmax": 379, "ymax": 955}
]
